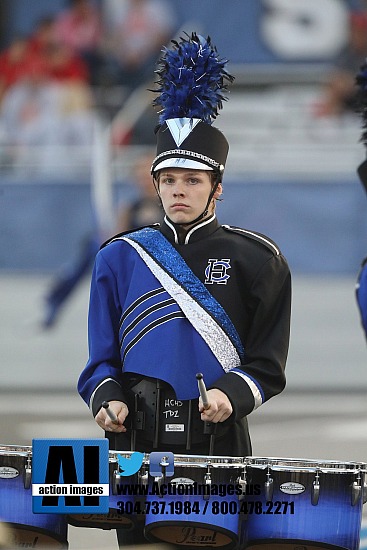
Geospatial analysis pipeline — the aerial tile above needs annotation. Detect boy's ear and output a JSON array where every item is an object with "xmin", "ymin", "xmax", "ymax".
[{"xmin": 214, "ymin": 183, "xmax": 223, "ymax": 199}]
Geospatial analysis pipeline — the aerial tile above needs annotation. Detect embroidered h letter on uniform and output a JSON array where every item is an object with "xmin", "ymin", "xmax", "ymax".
[{"xmin": 205, "ymin": 259, "xmax": 231, "ymax": 285}]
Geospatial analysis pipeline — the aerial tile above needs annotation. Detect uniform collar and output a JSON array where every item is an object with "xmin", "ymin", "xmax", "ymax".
[{"xmin": 160, "ymin": 214, "xmax": 219, "ymax": 244}]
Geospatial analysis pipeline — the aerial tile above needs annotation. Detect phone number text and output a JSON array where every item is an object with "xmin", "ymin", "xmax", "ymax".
[{"xmin": 117, "ymin": 500, "xmax": 295, "ymax": 516}]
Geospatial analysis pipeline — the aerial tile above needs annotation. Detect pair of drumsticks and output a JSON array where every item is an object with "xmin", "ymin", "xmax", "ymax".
[
  {"xmin": 103, "ymin": 372, "xmax": 210, "ymax": 423},
  {"xmin": 102, "ymin": 372, "xmax": 215, "ymax": 453}
]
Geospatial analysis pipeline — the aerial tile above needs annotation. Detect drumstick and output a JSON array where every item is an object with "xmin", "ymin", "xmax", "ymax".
[
  {"xmin": 102, "ymin": 401, "xmax": 119, "ymax": 424},
  {"xmin": 196, "ymin": 373, "xmax": 216, "ymax": 456},
  {"xmin": 196, "ymin": 373, "xmax": 210, "ymax": 409}
]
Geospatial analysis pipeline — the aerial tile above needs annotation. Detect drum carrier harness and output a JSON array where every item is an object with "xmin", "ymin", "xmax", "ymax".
[{"xmin": 124, "ymin": 375, "xmax": 221, "ymax": 450}]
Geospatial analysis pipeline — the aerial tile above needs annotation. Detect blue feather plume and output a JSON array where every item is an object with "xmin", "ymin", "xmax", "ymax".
[
  {"xmin": 355, "ymin": 60, "xmax": 367, "ymax": 145},
  {"xmin": 152, "ymin": 32, "xmax": 234, "ymax": 125}
]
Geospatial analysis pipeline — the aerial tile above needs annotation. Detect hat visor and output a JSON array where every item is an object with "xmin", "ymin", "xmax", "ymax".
[{"xmin": 153, "ymin": 157, "xmax": 213, "ymax": 172}]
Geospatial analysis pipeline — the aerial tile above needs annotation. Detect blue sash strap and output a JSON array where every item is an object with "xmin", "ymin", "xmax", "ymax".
[{"xmin": 119, "ymin": 228, "xmax": 245, "ymax": 379}]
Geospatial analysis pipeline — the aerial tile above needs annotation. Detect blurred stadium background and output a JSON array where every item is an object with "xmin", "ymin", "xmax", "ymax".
[{"xmin": 1, "ymin": 0, "xmax": 367, "ymax": 547}]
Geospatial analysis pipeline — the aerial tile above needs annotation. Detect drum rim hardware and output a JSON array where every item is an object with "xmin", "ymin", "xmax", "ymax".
[{"xmin": 246, "ymin": 455, "xmax": 367, "ymax": 474}]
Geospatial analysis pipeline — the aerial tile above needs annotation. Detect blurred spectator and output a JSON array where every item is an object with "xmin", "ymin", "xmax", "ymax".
[
  {"xmin": 314, "ymin": 10, "xmax": 367, "ymax": 117},
  {"xmin": 26, "ymin": 16, "xmax": 90, "ymax": 83},
  {"xmin": 53, "ymin": 0, "xmax": 104, "ymax": 84},
  {"xmin": 115, "ymin": 151, "xmax": 163, "ymax": 229},
  {"xmin": 0, "ymin": 11, "xmax": 97, "ymax": 170},
  {"xmin": 41, "ymin": 151, "xmax": 164, "ymax": 329},
  {"xmin": 101, "ymin": 0, "xmax": 176, "ymax": 90},
  {"xmin": 0, "ymin": 59, "xmax": 62, "ymax": 146},
  {"xmin": 0, "ymin": 52, "xmax": 95, "ymax": 171},
  {"xmin": 27, "ymin": 16, "xmax": 57, "ymax": 59},
  {"xmin": 46, "ymin": 41, "xmax": 89, "ymax": 82},
  {"xmin": 0, "ymin": 17, "xmax": 90, "ymax": 103},
  {"xmin": 0, "ymin": 35, "xmax": 30, "ymax": 104}
]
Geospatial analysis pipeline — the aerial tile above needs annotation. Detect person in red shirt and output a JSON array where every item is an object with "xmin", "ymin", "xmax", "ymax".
[
  {"xmin": 0, "ymin": 36, "xmax": 30, "ymax": 104},
  {"xmin": 53, "ymin": 0, "xmax": 103, "ymax": 84},
  {"xmin": 26, "ymin": 15, "xmax": 90, "ymax": 83},
  {"xmin": 45, "ymin": 42, "xmax": 89, "ymax": 83},
  {"xmin": 53, "ymin": 0, "xmax": 102, "ymax": 55},
  {"xmin": 102, "ymin": 0, "xmax": 176, "ymax": 90}
]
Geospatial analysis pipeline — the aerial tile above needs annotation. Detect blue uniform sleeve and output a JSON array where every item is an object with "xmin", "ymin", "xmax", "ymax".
[
  {"xmin": 78, "ymin": 250, "xmax": 126, "ymax": 410},
  {"xmin": 356, "ymin": 257, "xmax": 367, "ymax": 339}
]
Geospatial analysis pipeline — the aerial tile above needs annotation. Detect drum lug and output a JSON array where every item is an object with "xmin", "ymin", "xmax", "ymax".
[
  {"xmin": 112, "ymin": 470, "xmax": 120, "ymax": 495},
  {"xmin": 363, "ymin": 481, "xmax": 367, "ymax": 504},
  {"xmin": 138, "ymin": 467, "xmax": 149, "ymax": 487},
  {"xmin": 24, "ymin": 466, "xmax": 31, "ymax": 490},
  {"xmin": 351, "ymin": 479, "xmax": 362, "ymax": 506},
  {"xmin": 264, "ymin": 470, "xmax": 273, "ymax": 502},
  {"xmin": 237, "ymin": 468, "xmax": 247, "ymax": 501},
  {"xmin": 203, "ymin": 472, "xmax": 212, "ymax": 501},
  {"xmin": 311, "ymin": 474, "xmax": 320, "ymax": 506},
  {"xmin": 24, "ymin": 455, "xmax": 32, "ymax": 489},
  {"xmin": 154, "ymin": 476, "xmax": 164, "ymax": 496},
  {"xmin": 152, "ymin": 455, "xmax": 171, "ymax": 496}
]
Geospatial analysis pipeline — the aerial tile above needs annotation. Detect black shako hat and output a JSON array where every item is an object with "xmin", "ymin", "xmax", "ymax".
[
  {"xmin": 150, "ymin": 32, "xmax": 234, "ymax": 176},
  {"xmin": 152, "ymin": 118, "xmax": 229, "ymax": 173}
]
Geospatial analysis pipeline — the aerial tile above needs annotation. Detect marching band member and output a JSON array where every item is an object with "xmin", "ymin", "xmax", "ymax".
[{"xmin": 78, "ymin": 32, "xmax": 291, "ymax": 546}]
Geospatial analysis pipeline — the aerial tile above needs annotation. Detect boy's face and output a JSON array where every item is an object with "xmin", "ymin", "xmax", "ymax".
[{"xmin": 156, "ymin": 168, "xmax": 222, "ymax": 225}]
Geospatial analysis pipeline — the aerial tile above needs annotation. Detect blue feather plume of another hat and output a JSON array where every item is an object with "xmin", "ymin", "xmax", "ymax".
[
  {"xmin": 356, "ymin": 61, "xmax": 367, "ymax": 145},
  {"xmin": 153, "ymin": 32, "xmax": 234, "ymax": 126},
  {"xmin": 355, "ymin": 61, "xmax": 367, "ymax": 190}
]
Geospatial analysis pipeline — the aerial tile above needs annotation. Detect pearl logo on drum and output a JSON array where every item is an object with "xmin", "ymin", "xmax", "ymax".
[
  {"xmin": 176, "ymin": 526, "xmax": 218, "ymax": 545},
  {"xmin": 279, "ymin": 482, "xmax": 306, "ymax": 495},
  {"xmin": 0, "ymin": 466, "xmax": 19, "ymax": 479}
]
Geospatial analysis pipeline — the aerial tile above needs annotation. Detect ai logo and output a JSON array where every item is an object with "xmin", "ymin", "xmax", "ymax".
[
  {"xmin": 32, "ymin": 439, "xmax": 109, "ymax": 514},
  {"xmin": 204, "ymin": 259, "xmax": 231, "ymax": 285}
]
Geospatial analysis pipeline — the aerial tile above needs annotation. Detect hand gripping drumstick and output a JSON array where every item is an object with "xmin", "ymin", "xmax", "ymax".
[
  {"xmin": 196, "ymin": 373, "xmax": 217, "ymax": 455},
  {"xmin": 196, "ymin": 373, "xmax": 210, "ymax": 409},
  {"xmin": 102, "ymin": 401, "xmax": 119, "ymax": 424}
]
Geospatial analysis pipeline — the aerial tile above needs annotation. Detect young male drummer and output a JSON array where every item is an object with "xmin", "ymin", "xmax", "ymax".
[{"xmin": 78, "ymin": 33, "xmax": 291, "ymax": 546}]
